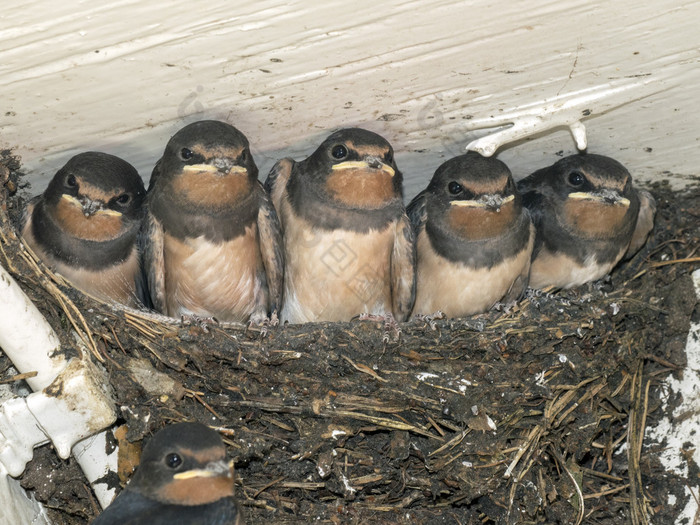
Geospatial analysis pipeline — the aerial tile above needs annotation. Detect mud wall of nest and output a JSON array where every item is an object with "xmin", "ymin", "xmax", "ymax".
[{"xmin": 1, "ymin": 151, "xmax": 698, "ymax": 524}]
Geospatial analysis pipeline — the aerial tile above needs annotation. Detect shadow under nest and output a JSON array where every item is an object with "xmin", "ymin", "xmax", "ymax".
[{"xmin": 1, "ymin": 150, "xmax": 698, "ymax": 525}]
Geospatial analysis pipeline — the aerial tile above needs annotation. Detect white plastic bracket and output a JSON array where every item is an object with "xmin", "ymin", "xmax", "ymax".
[{"xmin": 464, "ymin": 77, "xmax": 673, "ymax": 157}]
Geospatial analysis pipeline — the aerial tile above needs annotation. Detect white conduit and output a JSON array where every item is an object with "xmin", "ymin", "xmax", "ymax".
[{"xmin": 0, "ymin": 263, "xmax": 119, "ymax": 521}]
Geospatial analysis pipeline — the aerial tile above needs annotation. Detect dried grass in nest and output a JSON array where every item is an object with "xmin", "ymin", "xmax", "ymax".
[{"xmin": 1, "ymin": 150, "xmax": 698, "ymax": 524}]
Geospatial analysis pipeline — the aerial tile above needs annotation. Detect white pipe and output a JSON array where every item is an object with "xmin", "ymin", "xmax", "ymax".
[
  {"xmin": 0, "ymin": 263, "xmax": 119, "ymax": 510},
  {"xmin": 73, "ymin": 432, "xmax": 119, "ymax": 507},
  {"xmin": 0, "ymin": 464, "xmax": 51, "ymax": 525},
  {"xmin": 0, "ymin": 396, "xmax": 50, "ymax": 477},
  {"xmin": 0, "ymin": 264, "xmax": 65, "ymax": 391}
]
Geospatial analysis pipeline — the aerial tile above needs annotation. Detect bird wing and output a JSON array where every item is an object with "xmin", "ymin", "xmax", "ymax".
[
  {"xmin": 516, "ymin": 180, "xmax": 546, "ymax": 229},
  {"xmin": 263, "ymin": 158, "xmax": 294, "ymax": 217},
  {"xmin": 405, "ymin": 189, "xmax": 428, "ymax": 235},
  {"xmin": 256, "ymin": 183, "xmax": 285, "ymax": 315},
  {"xmin": 624, "ymin": 189, "xmax": 657, "ymax": 259},
  {"xmin": 90, "ymin": 489, "xmax": 153, "ymax": 525},
  {"xmin": 18, "ymin": 195, "xmax": 41, "ymax": 235},
  {"xmin": 502, "ymin": 218, "xmax": 535, "ymax": 304},
  {"xmin": 391, "ymin": 212, "xmax": 417, "ymax": 322},
  {"xmin": 516, "ymin": 178, "xmax": 548, "ymax": 258},
  {"xmin": 138, "ymin": 160, "xmax": 168, "ymax": 312},
  {"xmin": 139, "ymin": 209, "xmax": 166, "ymax": 313}
]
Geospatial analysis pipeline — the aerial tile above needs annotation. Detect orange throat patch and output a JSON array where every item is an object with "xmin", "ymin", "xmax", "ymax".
[
  {"xmin": 325, "ymin": 170, "xmax": 395, "ymax": 209},
  {"xmin": 563, "ymin": 199, "xmax": 630, "ymax": 239},
  {"xmin": 54, "ymin": 198, "xmax": 125, "ymax": 242},
  {"xmin": 155, "ymin": 473, "xmax": 234, "ymax": 506},
  {"xmin": 172, "ymin": 170, "xmax": 252, "ymax": 208},
  {"xmin": 446, "ymin": 200, "xmax": 516, "ymax": 241}
]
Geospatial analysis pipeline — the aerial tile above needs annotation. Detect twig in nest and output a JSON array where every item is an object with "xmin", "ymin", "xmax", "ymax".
[
  {"xmin": 108, "ymin": 324, "xmax": 128, "ymax": 355},
  {"xmin": 428, "ymin": 430, "xmax": 468, "ymax": 457},
  {"xmin": 341, "ymin": 354, "xmax": 388, "ymax": 382},
  {"xmin": 549, "ymin": 445, "xmax": 584, "ymax": 525},
  {"xmin": 504, "ymin": 426, "xmax": 543, "ymax": 479},
  {"xmin": 0, "ymin": 370, "xmax": 37, "ymax": 384},
  {"xmin": 583, "ymin": 483, "xmax": 630, "ymax": 500},
  {"xmin": 628, "ymin": 359, "xmax": 651, "ymax": 525},
  {"xmin": 253, "ymin": 476, "xmax": 285, "ymax": 498},
  {"xmin": 233, "ymin": 398, "xmax": 441, "ymax": 440},
  {"xmin": 185, "ymin": 388, "xmax": 223, "ymax": 420},
  {"xmin": 651, "ymin": 256, "xmax": 700, "ymax": 268}
]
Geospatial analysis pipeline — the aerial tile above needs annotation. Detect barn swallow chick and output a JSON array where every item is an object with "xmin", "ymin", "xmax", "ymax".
[
  {"xmin": 142, "ymin": 120, "xmax": 283, "ymax": 323},
  {"xmin": 265, "ymin": 128, "xmax": 415, "ymax": 323},
  {"xmin": 517, "ymin": 153, "xmax": 656, "ymax": 289},
  {"xmin": 408, "ymin": 152, "xmax": 534, "ymax": 318},
  {"xmin": 21, "ymin": 152, "xmax": 146, "ymax": 306},
  {"xmin": 92, "ymin": 422, "xmax": 240, "ymax": 525}
]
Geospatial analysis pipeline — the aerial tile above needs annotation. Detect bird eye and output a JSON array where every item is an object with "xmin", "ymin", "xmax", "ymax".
[
  {"xmin": 165, "ymin": 453, "xmax": 182, "ymax": 469},
  {"xmin": 65, "ymin": 175, "xmax": 78, "ymax": 188},
  {"xmin": 385, "ymin": 151, "xmax": 394, "ymax": 164},
  {"xmin": 331, "ymin": 144, "xmax": 348, "ymax": 160},
  {"xmin": 115, "ymin": 193, "xmax": 132, "ymax": 206},
  {"xmin": 180, "ymin": 148, "xmax": 194, "ymax": 161},
  {"xmin": 240, "ymin": 149, "xmax": 249, "ymax": 163},
  {"xmin": 448, "ymin": 181, "xmax": 463, "ymax": 195},
  {"xmin": 568, "ymin": 171, "xmax": 585, "ymax": 187}
]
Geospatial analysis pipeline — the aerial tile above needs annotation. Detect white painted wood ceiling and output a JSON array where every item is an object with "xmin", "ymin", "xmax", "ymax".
[{"xmin": 2, "ymin": 0, "xmax": 699, "ymax": 197}]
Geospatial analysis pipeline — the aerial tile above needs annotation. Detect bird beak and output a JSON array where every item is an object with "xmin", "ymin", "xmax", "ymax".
[
  {"xmin": 183, "ymin": 163, "xmax": 247, "ymax": 176},
  {"xmin": 172, "ymin": 459, "xmax": 234, "ymax": 480},
  {"xmin": 332, "ymin": 160, "xmax": 395, "ymax": 177},
  {"xmin": 61, "ymin": 194, "xmax": 122, "ymax": 217},
  {"xmin": 450, "ymin": 194, "xmax": 514, "ymax": 209},
  {"xmin": 569, "ymin": 190, "xmax": 630, "ymax": 207}
]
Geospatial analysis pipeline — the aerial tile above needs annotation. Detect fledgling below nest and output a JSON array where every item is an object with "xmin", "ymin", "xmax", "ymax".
[
  {"xmin": 265, "ymin": 128, "xmax": 415, "ymax": 323},
  {"xmin": 142, "ymin": 120, "xmax": 284, "ymax": 324},
  {"xmin": 92, "ymin": 422, "xmax": 240, "ymax": 525},
  {"xmin": 21, "ymin": 152, "xmax": 146, "ymax": 307},
  {"xmin": 517, "ymin": 153, "xmax": 656, "ymax": 289},
  {"xmin": 408, "ymin": 152, "xmax": 534, "ymax": 318}
]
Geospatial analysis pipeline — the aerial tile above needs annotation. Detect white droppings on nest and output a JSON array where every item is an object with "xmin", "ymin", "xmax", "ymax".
[
  {"xmin": 340, "ymin": 472, "xmax": 356, "ymax": 495},
  {"xmin": 317, "ymin": 464, "xmax": 330, "ymax": 479},
  {"xmin": 535, "ymin": 370, "xmax": 547, "ymax": 387},
  {"xmin": 485, "ymin": 415, "xmax": 497, "ymax": 431},
  {"xmin": 645, "ymin": 268, "xmax": 700, "ymax": 523},
  {"xmin": 416, "ymin": 372, "xmax": 438, "ymax": 381}
]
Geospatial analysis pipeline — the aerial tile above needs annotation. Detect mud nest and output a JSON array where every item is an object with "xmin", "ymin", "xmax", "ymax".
[{"xmin": 1, "ymin": 150, "xmax": 698, "ymax": 524}]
